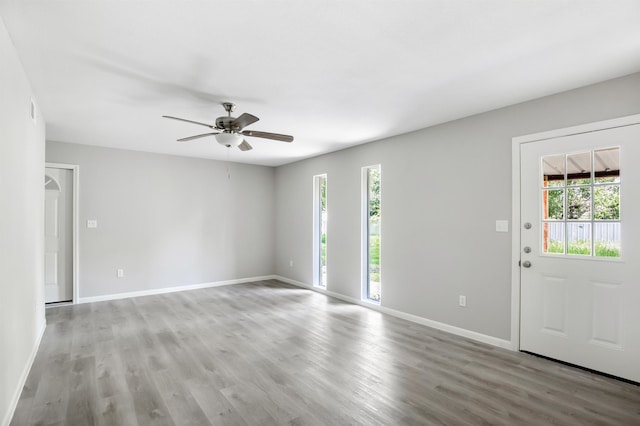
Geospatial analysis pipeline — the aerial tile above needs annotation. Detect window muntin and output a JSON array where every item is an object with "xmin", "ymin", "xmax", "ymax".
[{"xmin": 541, "ymin": 148, "xmax": 620, "ymax": 258}]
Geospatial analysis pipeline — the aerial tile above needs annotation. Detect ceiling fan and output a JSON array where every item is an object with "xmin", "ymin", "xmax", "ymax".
[{"xmin": 163, "ymin": 102, "xmax": 294, "ymax": 151}]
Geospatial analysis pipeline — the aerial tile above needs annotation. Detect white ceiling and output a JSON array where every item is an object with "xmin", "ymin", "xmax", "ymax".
[{"xmin": 1, "ymin": 1, "xmax": 640, "ymax": 166}]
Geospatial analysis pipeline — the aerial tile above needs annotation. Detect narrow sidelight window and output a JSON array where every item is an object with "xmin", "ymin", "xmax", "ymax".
[
  {"xmin": 313, "ymin": 174, "xmax": 327, "ymax": 287},
  {"xmin": 362, "ymin": 165, "xmax": 381, "ymax": 302}
]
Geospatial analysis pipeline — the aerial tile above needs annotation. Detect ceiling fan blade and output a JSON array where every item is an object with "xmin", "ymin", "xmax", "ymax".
[
  {"xmin": 163, "ymin": 115, "xmax": 214, "ymax": 128},
  {"xmin": 238, "ymin": 140, "xmax": 253, "ymax": 151},
  {"xmin": 231, "ymin": 113, "xmax": 259, "ymax": 130},
  {"xmin": 241, "ymin": 130, "xmax": 294, "ymax": 142},
  {"xmin": 177, "ymin": 132, "xmax": 218, "ymax": 142}
]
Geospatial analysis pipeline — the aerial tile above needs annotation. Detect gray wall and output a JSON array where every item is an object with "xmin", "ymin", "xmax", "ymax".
[
  {"xmin": 47, "ymin": 142, "xmax": 276, "ymax": 299},
  {"xmin": 275, "ymin": 72, "xmax": 640, "ymax": 340},
  {"xmin": 0, "ymin": 17, "xmax": 46, "ymax": 426}
]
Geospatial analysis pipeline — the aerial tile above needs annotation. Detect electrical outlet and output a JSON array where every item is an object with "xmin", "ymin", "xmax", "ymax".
[
  {"xmin": 87, "ymin": 219, "xmax": 98, "ymax": 228},
  {"xmin": 117, "ymin": 269, "xmax": 124, "ymax": 278},
  {"xmin": 459, "ymin": 295, "xmax": 466, "ymax": 307},
  {"xmin": 289, "ymin": 260, "xmax": 294, "ymax": 268}
]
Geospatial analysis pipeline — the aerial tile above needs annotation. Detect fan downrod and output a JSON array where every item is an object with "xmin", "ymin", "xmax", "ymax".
[{"xmin": 222, "ymin": 102, "xmax": 236, "ymax": 116}]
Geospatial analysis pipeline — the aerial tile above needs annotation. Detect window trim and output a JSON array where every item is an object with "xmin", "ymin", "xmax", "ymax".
[
  {"xmin": 361, "ymin": 164, "xmax": 381, "ymax": 304},
  {"xmin": 312, "ymin": 174, "xmax": 327, "ymax": 288}
]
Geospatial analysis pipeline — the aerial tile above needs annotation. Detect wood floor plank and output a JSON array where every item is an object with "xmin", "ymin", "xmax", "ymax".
[
  {"xmin": 219, "ymin": 382, "xmax": 280, "ymax": 425},
  {"xmin": 187, "ymin": 381, "xmax": 247, "ymax": 426},
  {"xmin": 10, "ymin": 280, "xmax": 640, "ymax": 425},
  {"xmin": 117, "ymin": 347, "xmax": 175, "ymax": 426},
  {"xmin": 66, "ymin": 356, "xmax": 98, "ymax": 425},
  {"xmin": 95, "ymin": 343, "xmax": 129, "ymax": 399},
  {"xmin": 150, "ymin": 370, "xmax": 211, "ymax": 426},
  {"xmin": 23, "ymin": 357, "xmax": 72, "ymax": 425},
  {"xmin": 96, "ymin": 394, "xmax": 139, "ymax": 426}
]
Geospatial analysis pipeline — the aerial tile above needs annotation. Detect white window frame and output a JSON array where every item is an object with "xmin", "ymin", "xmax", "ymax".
[
  {"xmin": 312, "ymin": 174, "xmax": 327, "ymax": 288},
  {"xmin": 361, "ymin": 165, "xmax": 381, "ymax": 304}
]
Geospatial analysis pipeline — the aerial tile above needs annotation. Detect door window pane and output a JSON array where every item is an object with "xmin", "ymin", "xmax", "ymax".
[
  {"xmin": 567, "ymin": 223, "xmax": 592, "ymax": 256},
  {"xmin": 542, "ymin": 154, "xmax": 565, "ymax": 187},
  {"xmin": 594, "ymin": 223, "xmax": 620, "ymax": 257},
  {"xmin": 543, "ymin": 189, "xmax": 564, "ymax": 220},
  {"xmin": 567, "ymin": 152, "xmax": 591, "ymax": 186},
  {"xmin": 567, "ymin": 187, "xmax": 591, "ymax": 220},
  {"xmin": 543, "ymin": 222, "xmax": 565, "ymax": 254},
  {"xmin": 594, "ymin": 148, "xmax": 620, "ymax": 184},
  {"xmin": 594, "ymin": 185, "xmax": 620, "ymax": 220}
]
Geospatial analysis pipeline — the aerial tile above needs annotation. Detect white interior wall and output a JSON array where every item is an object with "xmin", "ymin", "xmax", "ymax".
[
  {"xmin": 46, "ymin": 142, "xmax": 276, "ymax": 300},
  {"xmin": 0, "ymin": 16, "xmax": 46, "ymax": 426},
  {"xmin": 275, "ymin": 72, "xmax": 640, "ymax": 341}
]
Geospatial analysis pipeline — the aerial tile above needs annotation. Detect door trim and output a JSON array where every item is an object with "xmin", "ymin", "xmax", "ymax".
[
  {"xmin": 510, "ymin": 113, "xmax": 640, "ymax": 351},
  {"xmin": 45, "ymin": 162, "xmax": 79, "ymax": 304}
]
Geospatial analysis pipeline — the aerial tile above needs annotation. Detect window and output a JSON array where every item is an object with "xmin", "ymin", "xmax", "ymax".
[
  {"xmin": 541, "ymin": 147, "xmax": 620, "ymax": 258},
  {"xmin": 313, "ymin": 174, "xmax": 327, "ymax": 287},
  {"xmin": 362, "ymin": 165, "xmax": 381, "ymax": 302}
]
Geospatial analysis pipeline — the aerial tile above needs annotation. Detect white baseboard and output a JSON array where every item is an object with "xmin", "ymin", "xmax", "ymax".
[
  {"xmin": 3, "ymin": 318, "xmax": 46, "ymax": 426},
  {"xmin": 77, "ymin": 275, "xmax": 278, "ymax": 304},
  {"xmin": 275, "ymin": 275, "xmax": 513, "ymax": 350}
]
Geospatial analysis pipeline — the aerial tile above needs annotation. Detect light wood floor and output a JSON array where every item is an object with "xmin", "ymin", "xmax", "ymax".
[{"xmin": 11, "ymin": 280, "xmax": 640, "ymax": 425}]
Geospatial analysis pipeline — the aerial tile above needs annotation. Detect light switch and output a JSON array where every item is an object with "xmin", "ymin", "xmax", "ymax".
[
  {"xmin": 495, "ymin": 220, "xmax": 509, "ymax": 233},
  {"xmin": 87, "ymin": 219, "xmax": 98, "ymax": 228}
]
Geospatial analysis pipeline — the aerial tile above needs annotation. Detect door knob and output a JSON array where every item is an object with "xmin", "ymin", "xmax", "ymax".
[{"xmin": 522, "ymin": 260, "xmax": 532, "ymax": 268}]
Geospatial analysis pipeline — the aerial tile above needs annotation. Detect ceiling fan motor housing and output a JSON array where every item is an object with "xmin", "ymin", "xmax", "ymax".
[{"xmin": 216, "ymin": 116, "xmax": 237, "ymax": 131}]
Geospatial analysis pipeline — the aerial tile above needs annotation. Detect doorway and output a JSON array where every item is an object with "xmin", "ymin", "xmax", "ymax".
[
  {"xmin": 44, "ymin": 163, "xmax": 78, "ymax": 304},
  {"xmin": 512, "ymin": 115, "xmax": 640, "ymax": 383}
]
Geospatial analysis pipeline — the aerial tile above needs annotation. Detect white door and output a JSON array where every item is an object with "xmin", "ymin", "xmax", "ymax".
[
  {"xmin": 520, "ymin": 123, "xmax": 640, "ymax": 383},
  {"xmin": 44, "ymin": 167, "xmax": 73, "ymax": 303}
]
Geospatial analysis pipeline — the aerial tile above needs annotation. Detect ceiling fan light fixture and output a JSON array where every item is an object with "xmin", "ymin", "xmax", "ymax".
[{"xmin": 215, "ymin": 132, "xmax": 243, "ymax": 148}]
